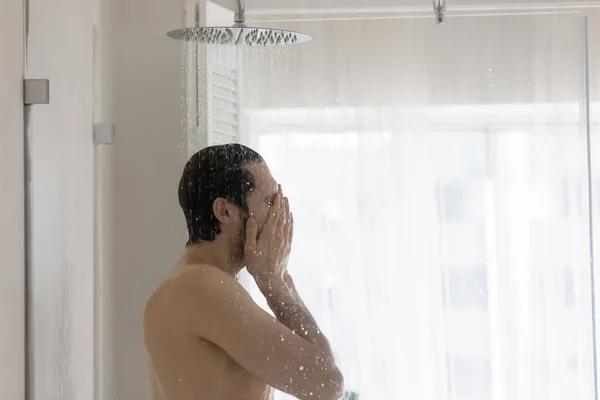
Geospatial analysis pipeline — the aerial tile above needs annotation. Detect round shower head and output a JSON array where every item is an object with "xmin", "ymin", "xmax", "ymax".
[{"xmin": 167, "ymin": 25, "xmax": 312, "ymax": 46}]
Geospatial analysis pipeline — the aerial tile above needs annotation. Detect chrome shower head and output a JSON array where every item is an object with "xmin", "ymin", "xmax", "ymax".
[
  {"xmin": 167, "ymin": 0, "xmax": 311, "ymax": 46},
  {"xmin": 167, "ymin": 24, "xmax": 311, "ymax": 46}
]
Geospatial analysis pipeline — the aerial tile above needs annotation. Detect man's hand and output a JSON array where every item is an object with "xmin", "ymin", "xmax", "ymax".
[{"xmin": 244, "ymin": 187, "xmax": 293, "ymax": 288}]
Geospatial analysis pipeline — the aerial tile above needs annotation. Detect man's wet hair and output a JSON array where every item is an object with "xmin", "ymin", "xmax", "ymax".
[{"xmin": 178, "ymin": 144, "xmax": 264, "ymax": 244}]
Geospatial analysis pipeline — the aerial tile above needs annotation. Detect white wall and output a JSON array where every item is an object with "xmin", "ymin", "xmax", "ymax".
[
  {"xmin": 24, "ymin": 0, "xmax": 114, "ymax": 398},
  {"xmin": 0, "ymin": 0, "xmax": 25, "ymax": 398},
  {"xmin": 94, "ymin": 0, "xmax": 116, "ymax": 399},
  {"xmin": 26, "ymin": 0, "xmax": 94, "ymax": 395},
  {"xmin": 109, "ymin": 0, "xmax": 187, "ymax": 398}
]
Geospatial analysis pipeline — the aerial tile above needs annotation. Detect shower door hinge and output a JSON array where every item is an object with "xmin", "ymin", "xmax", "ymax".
[
  {"xmin": 93, "ymin": 123, "xmax": 115, "ymax": 145},
  {"xmin": 23, "ymin": 79, "xmax": 50, "ymax": 105}
]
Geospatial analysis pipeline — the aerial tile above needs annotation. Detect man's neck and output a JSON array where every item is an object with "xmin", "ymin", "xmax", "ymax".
[{"xmin": 182, "ymin": 241, "xmax": 244, "ymax": 277}]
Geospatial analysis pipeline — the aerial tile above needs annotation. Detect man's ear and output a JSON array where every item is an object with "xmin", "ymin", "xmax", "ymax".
[{"xmin": 212, "ymin": 198, "xmax": 233, "ymax": 225}]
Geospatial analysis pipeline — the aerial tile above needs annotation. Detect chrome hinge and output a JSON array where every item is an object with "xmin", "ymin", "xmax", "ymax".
[
  {"xmin": 93, "ymin": 123, "xmax": 115, "ymax": 145},
  {"xmin": 23, "ymin": 79, "xmax": 50, "ymax": 105}
]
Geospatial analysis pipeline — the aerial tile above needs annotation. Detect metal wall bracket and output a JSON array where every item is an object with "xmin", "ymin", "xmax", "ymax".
[
  {"xmin": 93, "ymin": 123, "xmax": 115, "ymax": 145},
  {"xmin": 24, "ymin": 79, "xmax": 49, "ymax": 105},
  {"xmin": 433, "ymin": 0, "xmax": 446, "ymax": 25}
]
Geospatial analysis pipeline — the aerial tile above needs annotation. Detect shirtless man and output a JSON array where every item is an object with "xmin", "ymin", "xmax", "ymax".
[{"xmin": 143, "ymin": 144, "xmax": 344, "ymax": 400}]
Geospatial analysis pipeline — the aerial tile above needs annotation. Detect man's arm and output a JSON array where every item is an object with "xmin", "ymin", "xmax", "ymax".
[
  {"xmin": 283, "ymin": 272, "xmax": 311, "ymax": 315},
  {"xmin": 259, "ymin": 274, "xmax": 333, "ymax": 352},
  {"xmin": 181, "ymin": 267, "xmax": 344, "ymax": 400}
]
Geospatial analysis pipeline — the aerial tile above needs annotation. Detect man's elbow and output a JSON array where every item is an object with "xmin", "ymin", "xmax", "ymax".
[
  {"xmin": 330, "ymin": 367, "xmax": 345, "ymax": 399},
  {"xmin": 297, "ymin": 366, "xmax": 344, "ymax": 400},
  {"xmin": 319, "ymin": 366, "xmax": 345, "ymax": 400}
]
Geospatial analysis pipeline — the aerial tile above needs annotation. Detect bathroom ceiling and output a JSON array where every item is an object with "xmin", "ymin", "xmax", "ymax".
[{"xmin": 244, "ymin": 0, "xmax": 600, "ymax": 13}]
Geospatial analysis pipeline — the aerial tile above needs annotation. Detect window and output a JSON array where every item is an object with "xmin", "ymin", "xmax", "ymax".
[
  {"xmin": 530, "ymin": 267, "xmax": 577, "ymax": 308},
  {"xmin": 443, "ymin": 268, "xmax": 489, "ymax": 310},
  {"xmin": 247, "ymin": 104, "xmax": 594, "ymax": 400},
  {"xmin": 560, "ymin": 178, "xmax": 585, "ymax": 218},
  {"xmin": 438, "ymin": 184, "xmax": 466, "ymax": 221},
  {"xmin": 566, "ymin": 355, "xmax": 579, "ymax": 372},
  {"xmin": 448, "ymin": 356, "xmax": 492, "ymax": 399},
  {"xmin": 564, "ymin": 268, "xmax": 576, "ymax": 308}
]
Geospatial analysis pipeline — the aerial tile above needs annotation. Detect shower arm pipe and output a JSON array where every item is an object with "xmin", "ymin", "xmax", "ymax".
[
  {"xmin": 234, "ymin": 0, "xmax": 246, "ymax": 24},
  {"xmin": 434, "ymin": 0, "xmax": 446, "ymax": 24}
]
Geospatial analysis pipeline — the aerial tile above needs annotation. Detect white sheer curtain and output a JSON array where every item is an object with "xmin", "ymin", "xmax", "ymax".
[{"xmin": 229, "ymin": 11, "xmax": 596, "ymax": 400}]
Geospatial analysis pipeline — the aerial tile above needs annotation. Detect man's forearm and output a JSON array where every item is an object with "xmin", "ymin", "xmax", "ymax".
[
  {"xmin": 258, "ymin": 278, "xmax": 332, "ymax": 352},
  {"xmin": 258, "ymin": 279, "xmax": 344, "ymax": 399},
  {"xmin": 283, "ymin": 273, "xmax": 313, "ymax": 317}
]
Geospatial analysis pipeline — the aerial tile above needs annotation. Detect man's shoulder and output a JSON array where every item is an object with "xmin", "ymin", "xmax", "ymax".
[
  {"xmin": 172, "ymin": 263, "xmax": 236, "ymax": 286},
  {"xmin": 145, "ymin": 264, "xmax": 239, "ymax": 319},
  {"xmin": 161, "ymin": 264, "xmax": 245, "ymax": 301}
]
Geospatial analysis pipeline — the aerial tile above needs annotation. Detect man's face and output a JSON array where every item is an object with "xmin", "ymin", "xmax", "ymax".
[
  {"xmin": 244, "ymin": 162, "xmax": 279, "ymax": 235},
  {"xmin": 213, "ymin": 162, "xmax": 278, "ymax": 263}
]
